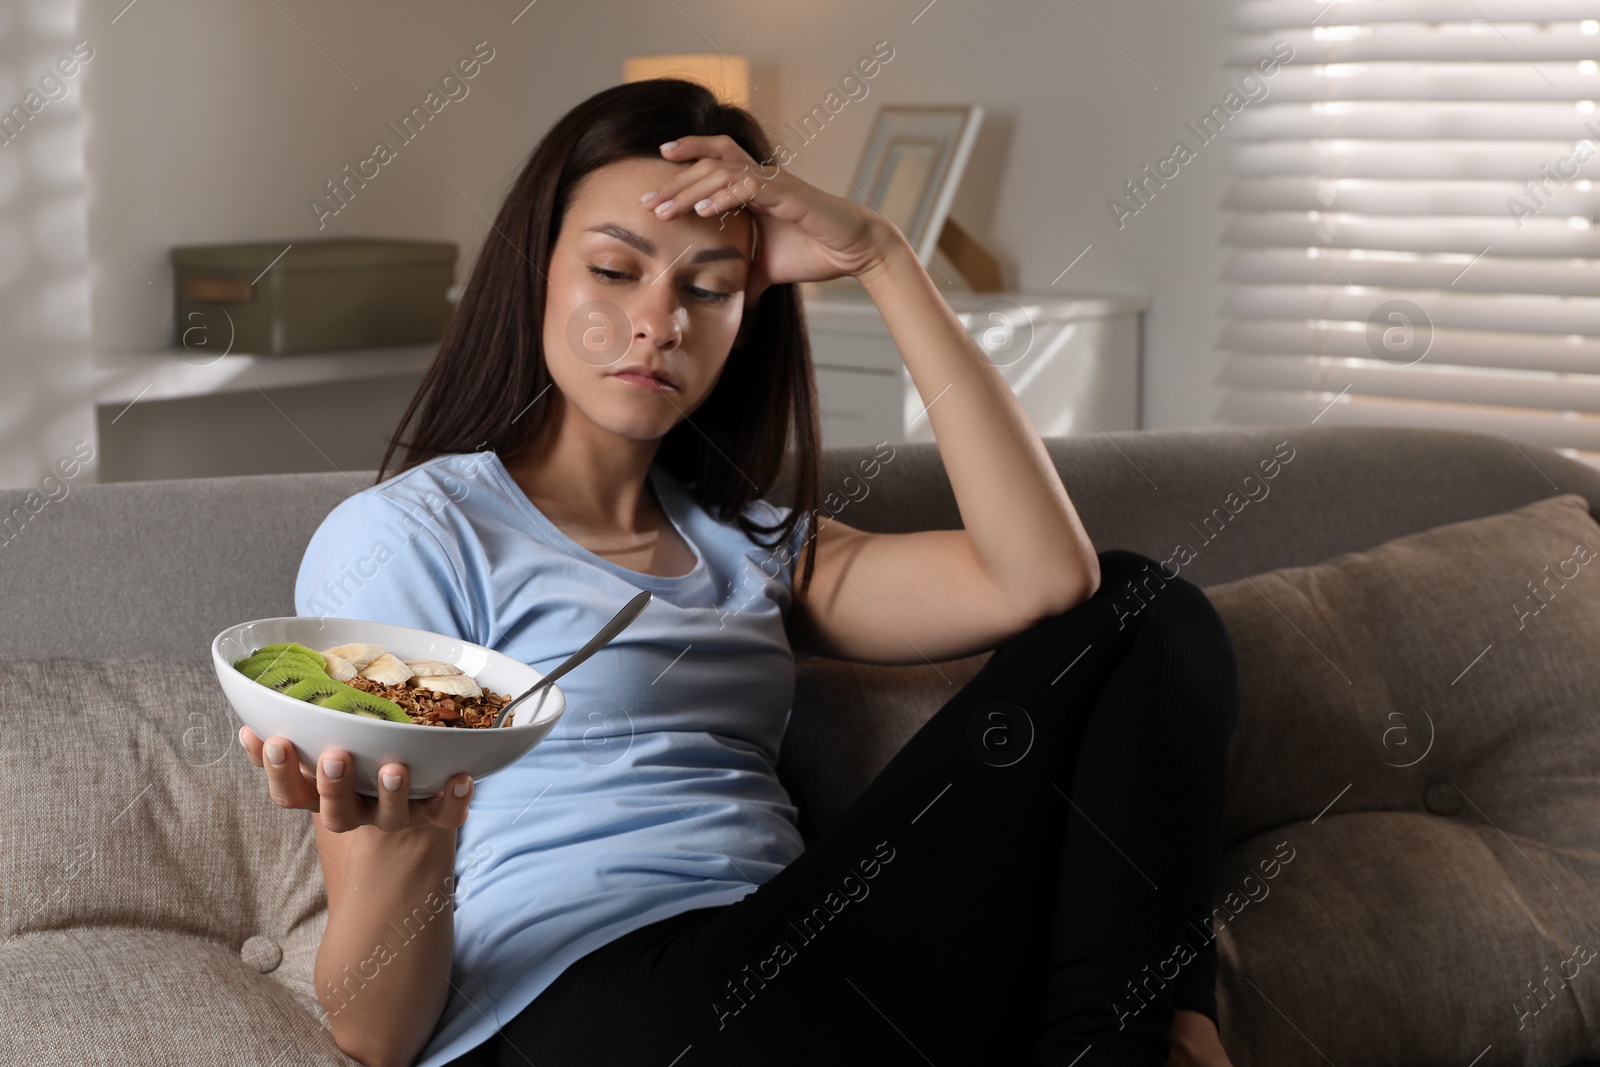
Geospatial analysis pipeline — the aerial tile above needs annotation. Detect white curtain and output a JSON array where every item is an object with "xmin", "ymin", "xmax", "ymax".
[{"xmin": 1219, "ymin": 0, "xmax": 1600, "ymax": 467}]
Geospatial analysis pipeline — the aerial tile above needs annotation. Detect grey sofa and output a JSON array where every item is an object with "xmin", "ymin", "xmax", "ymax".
[{"xmin": 3, "ymin": 423, "xmax": 1599, "ymax": 1066}]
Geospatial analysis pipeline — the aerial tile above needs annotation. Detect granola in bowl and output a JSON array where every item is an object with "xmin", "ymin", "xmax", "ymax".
[{"xmin": 345, "ymin": 675, "xmax": 512, "ymax": 728}]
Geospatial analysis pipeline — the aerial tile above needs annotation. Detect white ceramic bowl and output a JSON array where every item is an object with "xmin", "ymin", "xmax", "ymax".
[{"xmin": 212, "ymin": 616, "xmax": 565, "ymax": 799}]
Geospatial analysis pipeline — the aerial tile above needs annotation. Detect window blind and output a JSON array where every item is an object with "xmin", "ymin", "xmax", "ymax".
[{"xmin": 1219, "ymin": 1, "xmax": 1600, "ymax": 467}]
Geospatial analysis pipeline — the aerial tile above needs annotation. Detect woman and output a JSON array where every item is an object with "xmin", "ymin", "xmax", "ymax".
[{"xmin": 239, "ymin": 78, "xmax": 1239, "ymax": 1067}]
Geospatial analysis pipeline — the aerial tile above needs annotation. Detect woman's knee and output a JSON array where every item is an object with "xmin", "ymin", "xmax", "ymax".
[
  {"xmin": 1092, "ymin": 548, "xmax": 1183, "ymax": 632},
  {"xmin": 1092, "ymin": 548, "xmax": 1231, "ymax": 642},
  {"xmin": 999, "ymin": 548, "xmax": 1178, "ymax": 651},
  {"xmin": 995, "ymin": 549, "xmax": 1231, "ymax": 675},
  {"xmin": 975, "ymin": 551, "xmax": 1155, "ymax": 686},
  {"xmin": 1000, "ymin": 548, "xmax": 1161, "ymax": 648}
]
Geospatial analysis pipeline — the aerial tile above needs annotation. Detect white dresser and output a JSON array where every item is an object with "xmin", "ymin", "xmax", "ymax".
[{"xmin": 799, "ymin": 282, "xmax": 1147, "ymax": 447}]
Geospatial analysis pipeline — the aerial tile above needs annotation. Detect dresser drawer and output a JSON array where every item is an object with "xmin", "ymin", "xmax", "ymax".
[{"xmin": 813, "ymin": 366, "xmax": 902, "ymax": 448}]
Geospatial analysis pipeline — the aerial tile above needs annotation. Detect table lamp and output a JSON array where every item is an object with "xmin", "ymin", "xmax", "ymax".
[{"xmin": 622, "ymin": 53, "xmax": 750, "ymax": 109}]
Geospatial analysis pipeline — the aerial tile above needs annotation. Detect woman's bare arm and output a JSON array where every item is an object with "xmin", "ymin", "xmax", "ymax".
[
  {"xmin": 314, "ymin": 818, "xmax": 459, "ymax": 1067},
  {"xmin": 788, "ymin": 226, "xmax": 1101, "ymax": 664},
  {"xmin": 858, "ymin": 229, "xmax": 1100, "ymax": 609},
  {"xmin": 241, "ymin": 728, "xmax": 473, "ymax": 1067}
]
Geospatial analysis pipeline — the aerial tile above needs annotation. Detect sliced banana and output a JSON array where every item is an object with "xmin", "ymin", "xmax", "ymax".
[
  {"xmin": 413, "ymin": 673, "xmax": 482, "ymax": 698},
  {"xmin": 405, "ymin": 659, "xmax": 464, "ymax": 677},
  {"xmin": 359, "ymin": 652, "xmax": 413, "ymax": 686},
  {"xmin": 321, "ymin": 652, "xmax": 358, "ymax": 682},
  {"xmin": 322, "ymin": 643, "xmax": 384, "ymax": 668}
]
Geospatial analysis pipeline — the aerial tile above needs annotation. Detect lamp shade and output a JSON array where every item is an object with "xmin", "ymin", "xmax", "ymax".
[{"xmin": 623, "ymin": 53, "xmax": 750, "ymax": 108}]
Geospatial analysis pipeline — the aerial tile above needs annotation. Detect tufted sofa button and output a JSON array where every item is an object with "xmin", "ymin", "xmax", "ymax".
[
  {"xmin": 241, "ymin": 935, "xmax": 283, "ymax": 973},
  {"xmin": 1424, "ymin": 782, "xmax": 1463, "ymax": 815}
]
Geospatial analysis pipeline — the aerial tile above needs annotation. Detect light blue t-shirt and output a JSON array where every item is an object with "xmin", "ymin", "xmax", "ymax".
[{"xmin": 292, "ymin": 450, "xmax": 812, "ymax": 1066}]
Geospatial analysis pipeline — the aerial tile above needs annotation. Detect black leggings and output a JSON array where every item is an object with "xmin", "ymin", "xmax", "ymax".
[{"xmin": 443, "ymin": 549, "xmax": 1239, "ymax": 1067}]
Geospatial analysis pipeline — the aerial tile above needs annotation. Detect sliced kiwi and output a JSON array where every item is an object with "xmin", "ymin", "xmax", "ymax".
[
  {"xmin": 243, "ymin": 646, "xmax": 325, "ymax": 665},
  {"xmin": 254, "ymin": 642, "xmax": 324, "ymax": 660},
  {"xmin": 312, "ymin": 687, "xmax": 411, "ymax": 724},
  {"xmin": 235, "ymin": 646, "xmax": 326, "ymax": 671},
  {"xmin": 254, "ymin": 664, "xmax": 331, "ymax": 692},
  {"xmin": 235, "ymin": 655, "xmax": 326, "ymax": 681},
  {"xmin": 282, "ymin": 675, "xmax": 350, "ymax": 702}
]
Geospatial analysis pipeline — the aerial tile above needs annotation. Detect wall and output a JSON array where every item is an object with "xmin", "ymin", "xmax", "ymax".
[
  {"xmin": 0, "ymin": 1, "xmax": 94, "ymax": 491},
  {"xmin": 36, "ymin": 0, "xmax": 1240, "ymax": 487}
]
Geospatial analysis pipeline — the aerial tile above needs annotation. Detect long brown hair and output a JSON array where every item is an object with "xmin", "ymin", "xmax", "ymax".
[{"xmin": 376, "ymin": 78, "xmax": 821, "ymax": 597}]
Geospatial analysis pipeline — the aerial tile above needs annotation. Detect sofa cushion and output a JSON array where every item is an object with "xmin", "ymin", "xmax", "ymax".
[
  {"xmin": 784, "ymin": 493, "xmax": 1600, "ymax": 1066},
  {"xmin": 1, "ymin": 928, "xmax": 352, "ymax": 1065},
  {"xmin": 1201, "ymin": 492, "xmax": 1600, "ymax": 1066},
  {"xmin": 0, "ymin": 655, "xmax": 340, "ymax": 1060}
]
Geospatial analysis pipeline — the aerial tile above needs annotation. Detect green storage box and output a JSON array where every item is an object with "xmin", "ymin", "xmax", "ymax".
[{"xmin": 169, "ymin": 237, "xmax": 457, "ymax": 355}]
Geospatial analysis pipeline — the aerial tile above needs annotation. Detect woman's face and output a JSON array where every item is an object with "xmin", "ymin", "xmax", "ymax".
[{"xmin": 540, "ymin": 155, "xmax": 755, "ymax": 444}]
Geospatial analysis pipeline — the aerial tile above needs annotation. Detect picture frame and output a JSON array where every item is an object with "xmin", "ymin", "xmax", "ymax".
[{"xmin": 845, "ymin": 104, "xmax": 985, "ymax": 269}]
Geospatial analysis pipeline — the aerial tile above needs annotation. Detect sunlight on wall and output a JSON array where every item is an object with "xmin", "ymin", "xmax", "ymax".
[{"xmin": 0, "ymin": 0, "xmax": 94, "ymax": 490}]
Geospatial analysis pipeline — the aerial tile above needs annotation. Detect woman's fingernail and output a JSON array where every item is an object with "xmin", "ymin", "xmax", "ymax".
[
  {"xmin": 653, "ymin": 198, "xmax": 675, "ymax": 215},
  {"xmin": 264, "ymin": 742, "xmax": 285, "ymax": 766},
  {"xmin": 323, "ymin": 757, "xmax": 344, "ymax": 780},
  {"xmin": 639, "ymin": 189, "xmax": 657, "ymax": 204},
  {"xmin": 382, "ymin": 772, "xmax": 401, "ymax": 792},
  {"xmin": 660, "ymin": 140, "xmax": 678, "ymax": 152},
  {"xmin": 454, "ymin": 777, "xmax": 472, "ymax": 798},
  {"xmin": 694, "ymin": 199, "xmax": 713, "ymax": 213}
]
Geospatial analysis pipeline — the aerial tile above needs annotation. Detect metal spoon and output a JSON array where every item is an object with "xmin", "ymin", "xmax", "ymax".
[{"xmin": 493, "ymin": 589, "xmax": 652, "ymax": 729}]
